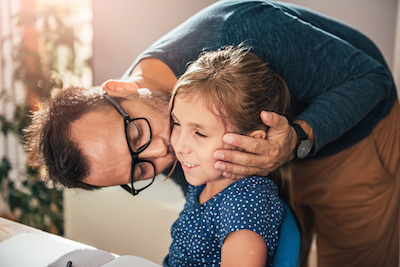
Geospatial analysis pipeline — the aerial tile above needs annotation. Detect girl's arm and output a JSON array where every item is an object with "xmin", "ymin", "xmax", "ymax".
[{"xmin": 221, "ymin": 229, "xmax": 268, "ymax": 267}]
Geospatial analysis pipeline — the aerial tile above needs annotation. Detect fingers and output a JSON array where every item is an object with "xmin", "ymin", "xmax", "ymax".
[
  {"xmin": 214, "ymin": 158, "xmax": 273, "ymax": 179},
  {"xmin": 222, "ymin": 133, "xmax": 269, "ymax": 155},
  {"xmin": 221, "ymin": 112, "xmax": 290, "ymax": 154},
  {"xmin": 215, "ymin": 111, "xmax": 293, "ymax": 179},
  {"xmin": 214, "ymin": 146, "xmax": 274, "ymax": 169},
  {"xmin": 260, "ymin": 111, "xmax": 289, "ymax": 130},
  {"xmin": 214, "ymin": 149, "xmax": 276, "ymax": 178},
  {"xmin": 102, "ymin": 80, "xmax": 139, "ymax": 96}
]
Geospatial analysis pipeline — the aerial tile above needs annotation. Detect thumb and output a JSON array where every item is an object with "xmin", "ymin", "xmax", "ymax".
[{"xmin": 260, "ymin": 111, "xmax": 288, "ymax": 129}]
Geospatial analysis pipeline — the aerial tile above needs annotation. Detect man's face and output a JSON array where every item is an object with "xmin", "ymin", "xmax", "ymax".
[{"xmin": 69, "ymin": 90, "xmax": 175, "ymax": 187}]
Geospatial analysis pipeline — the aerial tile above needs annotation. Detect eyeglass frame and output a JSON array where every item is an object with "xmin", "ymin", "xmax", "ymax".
[{"xmin": 103, "ymin": 93, "xmax": 156, "ymax": 196}]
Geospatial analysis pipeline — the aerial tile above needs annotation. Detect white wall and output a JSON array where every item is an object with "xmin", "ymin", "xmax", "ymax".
[{"xmin": 92, "ymin": 0, "xmax": 217, "ymax": 84}]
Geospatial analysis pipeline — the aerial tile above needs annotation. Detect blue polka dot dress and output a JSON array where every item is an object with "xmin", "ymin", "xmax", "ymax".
[{"xmin": 163, "ymin": 176, "xmax": 283, "ymax": 267}]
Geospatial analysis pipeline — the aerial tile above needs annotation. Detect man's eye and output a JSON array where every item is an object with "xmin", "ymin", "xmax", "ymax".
[
  {"xmin": 127, "ymin": 120, "xmax": 150, "ymax": 151},
  {"xmin": 128, "ymin": 123, "xmax": 142, "ymax": 148},
  {"xmin": 133, "ymin": 163, "xmax": 144, "ymax": 179}
]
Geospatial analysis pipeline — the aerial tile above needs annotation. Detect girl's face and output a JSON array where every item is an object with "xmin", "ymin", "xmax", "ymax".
[{"xmin": 171, "ymin": 94, "xmax": 230, "ymax": 186}]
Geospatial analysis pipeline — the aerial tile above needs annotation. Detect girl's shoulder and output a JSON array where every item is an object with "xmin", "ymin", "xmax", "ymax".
[
  {"xmin": 228, "ymin": 176, "xmax": 279, "ymax": 195},
  {"xmin": 219, "ymin": 176, "xmax": 282, "ymax": 209}
]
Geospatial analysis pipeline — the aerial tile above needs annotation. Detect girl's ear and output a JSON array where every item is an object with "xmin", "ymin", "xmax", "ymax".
[
  {"xmin": 249, "ymin": 129, "xmax": 267, "ymax": 139},
  {"xmin": 101, "ymin": 79, "xmax": 139, "ymax": 96}
]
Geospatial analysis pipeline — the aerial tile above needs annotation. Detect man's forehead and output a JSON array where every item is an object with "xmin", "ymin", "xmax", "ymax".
[
  {"xmin": 68, "ymin": 110, "xmax": 131, "ymax": 186},
  {"xmin": 69, "ymin": 109, "xmax": 121, "ymax": 142},
  {"xmin": 83, "ymin": 108, "xmax": 118, "ymax": 122}
]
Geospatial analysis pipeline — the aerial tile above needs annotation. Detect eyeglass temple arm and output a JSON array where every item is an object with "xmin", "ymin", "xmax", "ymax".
[
  {"xmin": 120, "ymin": 184, "xmax": 135, "ymax": 195},
  {"xmin": 104, "ymin": 93, "xmax": 130, "ymax": 120},
  {"xmin": 120, "ymin": 177, "xmax": 155, "ymax": 197}
]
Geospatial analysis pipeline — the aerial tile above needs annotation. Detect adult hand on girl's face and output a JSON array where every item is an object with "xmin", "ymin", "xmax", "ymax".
[{"xmin": 213, "ymin": 111, "xmax": 297, "ymax": 179}]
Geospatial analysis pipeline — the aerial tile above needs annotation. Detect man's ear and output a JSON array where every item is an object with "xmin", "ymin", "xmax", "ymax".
[
  {"xmin": 249, "ymin": 129, "xmax": 267, "ymax": 139},
  {"xmin": 102, "ymin": 79, "xmax": 139, "ymax": 96}
]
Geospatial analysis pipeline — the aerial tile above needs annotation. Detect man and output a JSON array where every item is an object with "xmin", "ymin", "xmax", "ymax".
[{"xmin": 25, "ymin": 1, "xmax": 399, "ymax": 266}]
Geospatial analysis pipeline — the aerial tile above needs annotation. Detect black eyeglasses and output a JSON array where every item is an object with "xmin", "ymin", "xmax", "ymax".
[{"xmin": 104, "ymin": 93, "xmax": 156, "ymax": 196}]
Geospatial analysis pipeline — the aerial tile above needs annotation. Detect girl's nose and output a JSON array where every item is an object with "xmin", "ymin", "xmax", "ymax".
[{"xmin": 172, "ymin": 134, "xmax": 191, "ymax": 155}]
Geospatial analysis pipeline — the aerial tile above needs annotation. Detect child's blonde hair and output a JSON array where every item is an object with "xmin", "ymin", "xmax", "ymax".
[
  {"xmin": 171, "ymin": 45, "xmax": 290, "ymax": 133},
  {"xmin": 170, "ymin": 44, "xmax": 292, "ymax": 199}
]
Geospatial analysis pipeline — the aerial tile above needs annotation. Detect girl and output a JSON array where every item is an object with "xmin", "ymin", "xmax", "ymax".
[{"xmin": 164, "ymin": 45, "xmax": 291, "ymax": 267}]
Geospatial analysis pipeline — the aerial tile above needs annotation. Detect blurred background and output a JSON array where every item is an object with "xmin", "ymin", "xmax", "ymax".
[{"xmin": 1, "ymin": 0, "xmax": 399, "ymax": 265}]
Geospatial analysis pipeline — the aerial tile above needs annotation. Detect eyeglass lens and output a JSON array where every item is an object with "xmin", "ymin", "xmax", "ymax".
[
  {"xmin": 126, "ymin": 119, "xmax": 152, "ymax": 152},
  {"xmin": 131, "ymin": 161, "xmax": 155, "ymax": 182}
]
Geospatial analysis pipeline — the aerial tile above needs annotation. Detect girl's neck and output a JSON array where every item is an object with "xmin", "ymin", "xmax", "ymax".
[{"xmin": 198, "ymin": 178, "xmax": 236, "ymax": 204}]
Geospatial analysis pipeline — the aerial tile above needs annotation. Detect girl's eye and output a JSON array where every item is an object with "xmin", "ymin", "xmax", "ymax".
[
  {"xmin": 172, "ymin": 121, "xmax": 180, "ymax": 127},
  {"xmin": 196, "ymin": 131, "xmax": 207, "ymax": 138}
]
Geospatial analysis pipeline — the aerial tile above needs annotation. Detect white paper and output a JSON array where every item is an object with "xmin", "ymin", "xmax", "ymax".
[
  {"xmin": 102, "ymin": 255, "xmax": 161, "ymax": 267},
  {"xmin": 0, "ymin": 232, "xmax": 161, "ymax": 267},
  {"xmin": 0, "ymin": 232, "xmax": 97, "ymax": 266}
]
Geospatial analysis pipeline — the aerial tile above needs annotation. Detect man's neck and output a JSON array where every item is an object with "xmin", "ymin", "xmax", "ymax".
[{"xmin": 129, "ymin": 58, "xmax": 177, "ymax": 93}]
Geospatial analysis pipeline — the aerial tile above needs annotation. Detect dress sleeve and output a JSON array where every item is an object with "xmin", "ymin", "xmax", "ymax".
[{"xmin": 216, "ymin": 185, "xmax": 283, "ymax": 256}]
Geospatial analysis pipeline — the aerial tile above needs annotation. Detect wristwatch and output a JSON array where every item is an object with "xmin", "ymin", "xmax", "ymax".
[{"xmin": 292, "ymin": 123, "xmax": 312, "ymax": 159}]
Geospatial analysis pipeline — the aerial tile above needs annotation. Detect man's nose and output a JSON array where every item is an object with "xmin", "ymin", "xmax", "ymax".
[{"xmin": 138, "ymin": 137, "xmax": 169, "ymax": 159}]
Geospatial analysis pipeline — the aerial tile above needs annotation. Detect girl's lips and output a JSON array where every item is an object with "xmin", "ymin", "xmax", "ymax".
[
  {"xmin": 180, "ymin": 161, "xmax": 199, "ymax": 172},
  {"xmin": 182, "ymin": 161, "xmax": 198, "ymax": 168}
]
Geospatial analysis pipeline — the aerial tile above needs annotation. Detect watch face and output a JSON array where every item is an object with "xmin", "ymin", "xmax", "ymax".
[{"xmin": 297, "ymin": 139, "xmax": 312, "ymax": 159}]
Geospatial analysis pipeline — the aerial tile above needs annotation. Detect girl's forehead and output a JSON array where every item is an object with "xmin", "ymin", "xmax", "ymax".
[
  {"xmin": 176, "ymin": 93, "xmax": 240, "ymax": 133},
  {"xmin": 175, "ymin": 93, "xmax": 217, "ymax": 115}
]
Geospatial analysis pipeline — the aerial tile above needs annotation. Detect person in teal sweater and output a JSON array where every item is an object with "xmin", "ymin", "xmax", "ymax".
[{"xmin": 25, "ymin": 1, "xmax": 399, "ymax": 266}]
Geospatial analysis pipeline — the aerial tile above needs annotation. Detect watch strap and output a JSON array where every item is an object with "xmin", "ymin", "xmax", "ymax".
[
  {"xmin": 292, "ymin": 123, "xmax": 308, "ymax": 142},
  {"xmin": 292, "ymin": 122, "xmax": 311, "ymax": 159}
]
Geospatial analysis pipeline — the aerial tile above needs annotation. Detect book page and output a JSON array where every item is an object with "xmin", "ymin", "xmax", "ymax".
[
  {"xmin": 102, "ymin": 255, "xmax": 162, "ymax": 267},
  {"xmin": 0, "ymin": 232, "xmax": 160, "ymax": 267},
  {"xmin": 48, "ymin": 248, "xmax": 116, "ymax": 266},
  {"xmin": 0, "ymin": 233, "xmax": 114, "ymax": 267}
]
